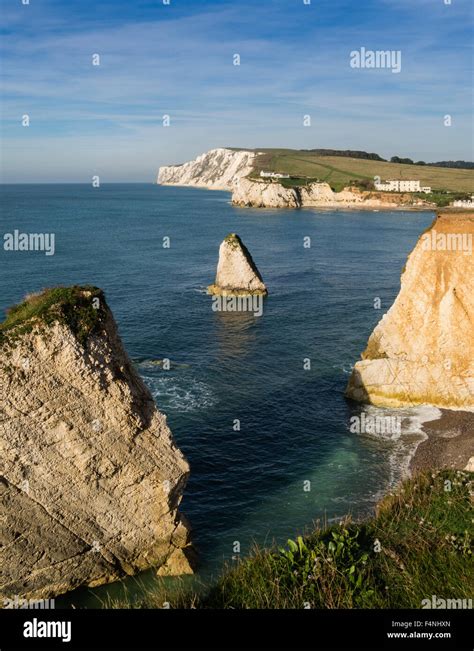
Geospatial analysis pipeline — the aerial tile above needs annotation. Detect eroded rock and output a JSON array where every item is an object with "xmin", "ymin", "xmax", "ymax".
[
  {"xmin": 0, "ymin": 286, "xmax": 193, "ymax": 600},
  {"xmin": 157, "ymin": 148, "xmax": 256, "ymax": 191},
  {"xmin": 207, "ymin": 234, "xmax": 267, "ymax": 296},
  {"xmin": 346, "ymin": 213, "xmax": 474, "ymax": 409}
]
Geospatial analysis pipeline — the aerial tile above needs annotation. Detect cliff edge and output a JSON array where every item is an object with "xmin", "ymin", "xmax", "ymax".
[
  {"xmin": 157, "ymin": 148, "xmax": 256, "ymax": 191},
  {"xmin": 346, "ymin": 213, "xmax": 474, "ymax": 409},
  {"xmin": 0, "ymin": 286, "xmax": 193, "ymax": 600},
  {"xmin": 157, "ymin": 148, "xmax": 433, "ymax": 209},
  {"xmin": 232, "ymin": 178, "xmax": 431, "ymax": 209}
]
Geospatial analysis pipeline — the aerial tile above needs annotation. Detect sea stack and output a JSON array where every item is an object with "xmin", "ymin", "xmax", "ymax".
[
  {"xmin": 0, "ymin": 286, "xmax": 193, "ymax": 601},
  {"xmin": 207, "ymin": 233, "xmax": 268, "ymax": 296},
  {"xmin": 346, "ymin": 212, "xmax": 474, "ymax": 410}
]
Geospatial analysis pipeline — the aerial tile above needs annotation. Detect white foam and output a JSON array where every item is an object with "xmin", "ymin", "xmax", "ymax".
[
  {"xmin": 356, "ymin": 404, "xmax": 442, "ymax": 482},
  {"xmin": 141, "ymin": 374, "xmax": 217, "ymax": 412}
]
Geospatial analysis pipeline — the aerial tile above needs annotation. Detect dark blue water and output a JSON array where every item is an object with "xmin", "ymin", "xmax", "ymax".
[{"xmin": 0, "ymin": 184, "xmax": 436, "ymax": 606}]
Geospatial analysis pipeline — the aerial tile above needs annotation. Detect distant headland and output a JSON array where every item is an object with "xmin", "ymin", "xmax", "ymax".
[{"xmin": 158, "ymin": 148, "xmax": 474, "ymax": 211}]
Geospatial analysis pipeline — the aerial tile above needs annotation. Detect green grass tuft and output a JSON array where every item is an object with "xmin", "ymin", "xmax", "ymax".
[{"xmin": 0, "ymin": 285, "xmax": 107, "ymax": 347}]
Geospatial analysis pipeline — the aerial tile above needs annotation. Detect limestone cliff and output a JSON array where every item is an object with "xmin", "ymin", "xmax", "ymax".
[
  {"xmin": 0, "ymin": 286, "xmax": 193, "ymax": 600},
  {"xmin": 346, "ymin": 213, "xmax": 474, "ymax": 409},
  {"xmin": 207, "ymin": 233, "xmax": 267, "ymax": 296},
  {"xmin": 232, "ymin": 178, "xmax": 430, "ymax": 209},
  {"xmin": 157, "ymin": 148, "xmax": 256, "ymax": 191}
]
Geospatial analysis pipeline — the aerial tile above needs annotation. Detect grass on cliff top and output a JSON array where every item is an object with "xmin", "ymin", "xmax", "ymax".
[
  {"xmin": 0, "ymin": 285, "xmax": 106, "ymax": 347},
  {"xmin": 104, "ymin": 469, "xmax": 473, "ymax": 609},
  {"xmin": 250, "ymin": 150, "xmax": 474, "ymax": 193}
]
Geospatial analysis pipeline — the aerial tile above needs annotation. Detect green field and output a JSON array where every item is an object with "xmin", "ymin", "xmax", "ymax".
[{"xmin": 244, "ymin": 149, "xmax": 474, "ymax": 193}]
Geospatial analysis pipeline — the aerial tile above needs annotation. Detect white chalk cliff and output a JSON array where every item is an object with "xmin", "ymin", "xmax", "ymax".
[
  {"xmin": 157, "ymin": 148, "xmax": 256, "ymax": 191},
  {"xmin": 346, "ymin": 213, "xmax": 474, "ymax": 410},
  {"xmin": 232, "ymin": 178, "xmax": 426, "ymax": 209},
  {"xmin": 0, "ymin": 287, "xmax": 193, "ymax": 600},
  {"xmin": 207, "ymin": 233, "xmax": 267, "ymax": 296},
  {"xmin": 231, "ymin": 177, "xmax": 300, "ymax": 208},
  {"xmin": 158, "ymin": 148, "xmax": 431, "ymax": 209}
]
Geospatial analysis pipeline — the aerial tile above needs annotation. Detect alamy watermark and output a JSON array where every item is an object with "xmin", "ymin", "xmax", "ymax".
[
  {"xmin": 421, "ymin": 230, "xmax": 472, "ymax": 255},
  {"xmin": 23, "ymin": 618, "xmax": 71, "ymax": 643},
  {"xmin": 350, "ymin": 47, "xmax": 402, "ymax": 74},
  {"xmin": 3, "ymin": 230, "xmax": 55, "ymax": 256},
  {"xmin": 212, "ymin": 294, "xmax": 263, "ymax": 317},
  {"xmin": 3, "ymin": 596, "xmax": 55, "ymax": 609},
  {"xmin": 421, "ymin": 595, "xmax": 472, "ymax": 609},
  {"xmin": 350, "ymin": 413, "xmax": 402, "ymax": 435}
]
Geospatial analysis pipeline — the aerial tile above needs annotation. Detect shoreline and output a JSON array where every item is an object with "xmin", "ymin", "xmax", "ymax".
[
  {"xmin": 158, "ymin": 183, "xmax": 440, "ymax": 211},
  {"xmin": 159, "ymin": 183, "xmax": 474, "ymax": 213},
  {"xmin": 410, "ymin": 408, "xmax": 474, "ymax": 473}
]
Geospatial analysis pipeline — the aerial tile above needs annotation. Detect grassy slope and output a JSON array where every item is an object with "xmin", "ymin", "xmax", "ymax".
[
  {"xmin": 106, "ymin": 470, "xmax": 473, "ymax": 609},
  {"xmin": 246, "ymin": 149, "xmax": 474, "ymax": 193},
  {"xmin": 0, "ymin": 286, "xmax": 106, "ymax": 347}
]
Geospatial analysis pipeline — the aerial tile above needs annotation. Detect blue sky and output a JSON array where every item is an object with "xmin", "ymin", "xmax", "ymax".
[{"xmin": 1, "ymin": 0, "xmax": 473, "ymax": 182}]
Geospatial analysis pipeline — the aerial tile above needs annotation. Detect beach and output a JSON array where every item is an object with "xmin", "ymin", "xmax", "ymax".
[{"xmin": 412, "ymin": 409, "xmax": 474, "ymax": 473}]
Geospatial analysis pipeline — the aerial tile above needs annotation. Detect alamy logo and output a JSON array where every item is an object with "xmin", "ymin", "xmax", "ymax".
[
  {"xmin": 350, "ymin": 47, "xmax": 402, "ymax": 74},
  {"xmin": 349, "ymin": 414, "xmax": 402, "ymax": 435},
  {"xmin": 212, "ymin": 294, "xmax": 263, "ymax": 317},
  {"xmin": 421, "ymin": 229, "xmax": 472, "ymax": 255},
  {"xmin": 3, "ymin": 596, "xmax": 55, "ymax": 609},
  {"xmin": 3, "ymin": 230, "xmax": 55, "ymax": 256},
  {"xmin": 23, "ymin": 618, "xmax": 71, "ymax": 643},
  {"xmin": 421, "ymin": 595, "xmax": 473, "ymax": 609}
]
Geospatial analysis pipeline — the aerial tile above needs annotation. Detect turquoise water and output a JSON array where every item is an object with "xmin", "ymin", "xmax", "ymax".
[{"xmin": 0, "ymin": 184, "xmax": 436, "ymax": 606}]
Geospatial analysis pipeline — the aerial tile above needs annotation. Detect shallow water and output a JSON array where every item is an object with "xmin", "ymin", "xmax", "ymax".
[{"xmin": 0, "ymin": 183, "xmax": 436, "ymax": 606}]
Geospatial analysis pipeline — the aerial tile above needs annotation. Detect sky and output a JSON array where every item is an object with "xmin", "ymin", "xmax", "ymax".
[{"xmin": 0, "ymin": 0, "xmax": 473, "ymax": 182}]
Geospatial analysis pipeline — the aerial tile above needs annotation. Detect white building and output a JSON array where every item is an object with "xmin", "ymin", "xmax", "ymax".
[
  {"xmin": 260, "ymin": 171, "xmax": 290, "ymax": 179},
  {"xmin": 374, "ymin": 180, "xmax": 431, "ymax": 194},
  {"xmin": 452, "ymin": 195, "xmax": 474, "ymax": 208}
]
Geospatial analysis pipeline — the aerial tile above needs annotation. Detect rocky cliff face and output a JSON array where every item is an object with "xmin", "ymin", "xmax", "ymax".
[
  {"xmin": 158, "ymin": 148, "xmax": 432, "ymax": 209},
  {"xmin": 0, "ymin": 287, "xmax": 192, "ymax": 600},
  {"xmin": 232, "ymin": 178, "xmax": 428, "ymax": 209},
  {"xmin": 157, "ymin": 148, "xmax": 256, "ymax": 191},
  {"xmin": 231, "ymin": 177, "xmax": 299, "ymax": 208},
  {"xmin": 207, "ymin": 233, "xmax": 267, "ymax": 296},
  {"xmin": 346, "ymin": 213, "xmax": 474, "ymax": 409}
]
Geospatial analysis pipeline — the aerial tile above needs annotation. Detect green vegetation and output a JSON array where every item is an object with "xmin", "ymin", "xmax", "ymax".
[
  {"xmin": 413, "ymin": 191, "xmax": 471, "ymax": 208},
  {"xmin": 0, "ymin": 286, "xmax": 107, "ymax": 347},
  {"xmin": 249, "ymin": 149, "xmax": 474, "ymax": 193},
  {"xmin": 223, "ymin": 233, "xmax": 241, "ymax": 249},
  {"xmin": 247, "ymin": 172, "xmax": 310, "ymax": 188},
  {"xmin": 279, "ymin": 177, "xmax": 316, "ymax": 189},
  {"xmin": 103, "ymin": 470, "xmax": 473, "ymax": 609}
]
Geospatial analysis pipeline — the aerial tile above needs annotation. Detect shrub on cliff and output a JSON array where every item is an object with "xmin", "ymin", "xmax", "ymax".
[
  {"xmin": 0, "ymin": 286, "xmax": 106, "ymax": 346},
  {"xmin": 105, "ymin": 469, "xmax": 473, "ymax": 609}
]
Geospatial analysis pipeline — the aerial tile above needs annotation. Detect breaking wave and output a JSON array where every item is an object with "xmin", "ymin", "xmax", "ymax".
[{"xmin": 140, "ymin": 372, "xmax": 217, "ymax": 412}]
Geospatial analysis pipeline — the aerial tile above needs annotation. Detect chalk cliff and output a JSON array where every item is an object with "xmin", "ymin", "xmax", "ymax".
[
  {"xmin": 232, "ymin": 178, "xmax": 428, "ymax": 209},
  {"xmin": 157, "ymin": 148, "xmax": 256, "ymax": 191},
  {"xmin": 207, "ymin": 233, "xmax": 267, "ymax": 296},
  {"xmin": 0, "ymin": 287, "xmax": 193, "ymax": 600},
  {"xmin": 231, "ymin": 178, "xmax": 300, "ymax": 208},
  {"xmin": 157, "ymin": 148, "xmax": 433, "ymax": 209},
  {"xmin": 346, "ymin": 213, "xmax": 474, "ymax": 409}
]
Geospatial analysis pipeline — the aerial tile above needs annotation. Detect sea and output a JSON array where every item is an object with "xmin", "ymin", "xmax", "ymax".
[{"xmin": 0, "ymin": 183, "xmax": 439, "ymax": 606}]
